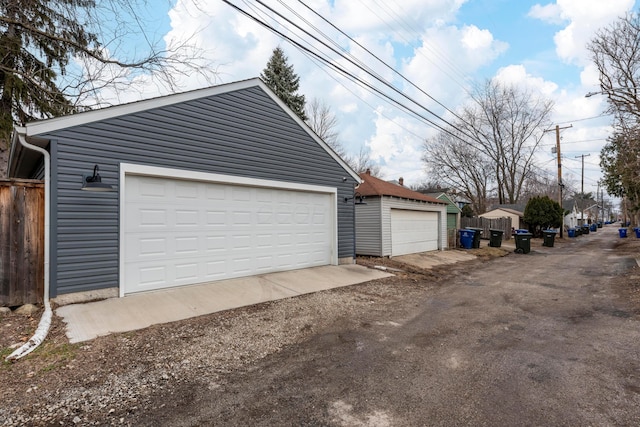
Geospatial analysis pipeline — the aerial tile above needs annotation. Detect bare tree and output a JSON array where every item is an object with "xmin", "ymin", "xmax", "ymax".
[
  {"xmin": 588, "ymin": 12, "xmax": 640, "ymax": 223},
  {"xmin": 588, "ymin": 12, "xmax": 640, "ymax": 120},
  {"xmin": 350, "ymin": 145, "xmax": 382, "ymax": 177},
  {"xmin": 306, "ymin": 98, "xmax": 344, "ymax": 157},
  {"xmin": 304, "ymin": 98, "xmax": 382, "ymax": 176},
  {"xmin": 423, "ymin": 131, "xmax": 492, "ymax": 214},
  {"xmin": 462, "ymin": 80, "xmax": 553, "ymax": 204},
  {"xmin": 423, "ymin": 80, "xmax": 553, "ymax": 212}
]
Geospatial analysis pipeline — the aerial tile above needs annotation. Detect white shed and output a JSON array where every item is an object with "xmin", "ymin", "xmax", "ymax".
[
  {"xmin": 355, "ymin": 172, "xmax": 448, "ymax": 257},
  {"xmin": 480, "ymin": 207, "xmax": 525, "ymax": 230}
]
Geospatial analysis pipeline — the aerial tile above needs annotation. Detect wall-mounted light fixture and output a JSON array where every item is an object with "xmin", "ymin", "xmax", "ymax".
[
  {"xmin": 81, "ymin": 164, "xmax": 115, "ymax": 192},
  {"xmin": 344, "ymin": 192, "xmax": 366, "ymax": 205}
]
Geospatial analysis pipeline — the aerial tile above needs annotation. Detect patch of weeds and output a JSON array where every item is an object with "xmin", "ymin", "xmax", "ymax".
[
  {"xmin": 1, "ymin": 346, "xmax": 13, "ymax": 360},
  {"xmin": 32, "ymin": 342, "xmax": 80, "ymax": 373}
]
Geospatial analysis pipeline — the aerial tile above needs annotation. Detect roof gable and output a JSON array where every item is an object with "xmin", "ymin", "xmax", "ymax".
[
  {"xmin": 10, "ymin": 78, "xmax": 360, "ymax": 182},
  {"xmin": 24, "ymin": 78, "xmax": 263, "ymax": 136},
  {"xmin": 483, "ymin": 207, "xmax": 524, "ymax": 217},
  {"xmin": 358, "ymin": 172, "xmax": 445, "ymax": 204}
]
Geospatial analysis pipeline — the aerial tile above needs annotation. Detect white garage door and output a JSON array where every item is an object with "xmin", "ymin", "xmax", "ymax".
[
  {"xmin": 122, "ymin": 174, "xmax": 334, "ymax": 294},
  {"xmin": 390, "ymin": 209, "xmax": 439, "ymax": 256}
]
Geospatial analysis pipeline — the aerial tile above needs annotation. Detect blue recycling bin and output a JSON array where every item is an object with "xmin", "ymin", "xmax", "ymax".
[
  {"xmin": 619, "ymin": 228, "xmax": 628, "ymax": 238},
  {"xmin": 459, "ymin": 229, "xmax": 475, "ymax": 249},
  {"xmin": 567, "ymin": 228, "xmax": 576, "ymax": 238},
  {"xmin": 634, "ymin": 227, "xmax": 640, "ymax": 238},
  {"xmin": 465, "ymin": 227, "xmax": 483, "ymax": 248},
  {"xmin": 590, "ymin": 223, "xmax": 597, "ymax": 232}
]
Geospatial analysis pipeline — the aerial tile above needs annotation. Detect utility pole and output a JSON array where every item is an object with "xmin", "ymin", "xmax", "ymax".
[
  {"xmin": 575, "ymin": 153, "xmax": 590, "ymax": 224},
  {"xmin": 596, "ymin": 181, "xmax": 600, "ymax": 224},
  {"xmin": 545, "ymin": 124, "xmax": 572, "ymax": 238}
]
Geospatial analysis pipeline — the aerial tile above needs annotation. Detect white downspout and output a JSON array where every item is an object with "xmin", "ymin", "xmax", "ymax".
[{"xmin": 6, "ymin": 128, "xmax": 51, "ymax": 361}]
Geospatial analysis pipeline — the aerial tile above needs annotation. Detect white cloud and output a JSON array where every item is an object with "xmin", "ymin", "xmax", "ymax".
[
  {"xmin": 461, "ymin": 26, "xmax": 497, "ymax": 51},
  {"xmin": 366, "ymin": 107, "xmax": 427, "ymax": 182},
  {"xmin": 529, "ymin": 0, "xmax": 635, "ymax": 66},
  {"xmin": 494, "ymin": 65, "xmax": 558, "ymax": 95},
  {"xmin": 331, "ymin": 0, "xmax": 469, "ymax": 35},
  {"xmin": 528, "ymin": 3, "xmax": 565, "ymax": 25}
]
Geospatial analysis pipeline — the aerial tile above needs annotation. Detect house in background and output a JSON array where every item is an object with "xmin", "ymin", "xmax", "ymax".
[
  {"xmin": 563, "ymin": 200, "xmax": 580, "ymax": 229},
  {"xmin": 480, "ymin": 206, "xmax": 526, "ymax": 230},
  {"xmin": 8, "ymin": 78, "xmax": 361, "ymax": 299},
  {"xmin": 576, "ymin": 197, "xmax": 601, "ymax": 224},
  {"xmin": 355, "ymin": 172, "xmax": 447, "ymax": 257}
]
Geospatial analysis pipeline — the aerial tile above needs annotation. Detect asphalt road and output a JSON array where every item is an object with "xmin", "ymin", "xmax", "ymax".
[{"xmin": 138, "ymin": 226, "xmax": 640, "ymax": 426}]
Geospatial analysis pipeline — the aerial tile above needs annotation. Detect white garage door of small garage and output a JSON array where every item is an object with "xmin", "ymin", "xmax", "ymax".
[
  {"xmin": 121, "ymin": 170, "xmax": 335, "ymax": 295},
  {"xmin": 390, "ymin": 209, "xmax": 439, "ymax": 256}
]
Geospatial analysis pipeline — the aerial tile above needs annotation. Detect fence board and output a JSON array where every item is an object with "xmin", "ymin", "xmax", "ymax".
[
  {"xmin": 460, "ymin": 217, "xmax": 513, "ymax": 241},
  {"xmin": 0, "ymin": 179, "xmax": 44, "ymax": 306}
]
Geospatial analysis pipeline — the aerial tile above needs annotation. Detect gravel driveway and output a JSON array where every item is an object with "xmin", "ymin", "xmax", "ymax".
[{"xmin": 1, "ymin": 225, "xmax": 639, "ymax": 426}]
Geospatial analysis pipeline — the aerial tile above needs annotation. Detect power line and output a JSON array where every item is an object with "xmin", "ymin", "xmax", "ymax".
[
  {"xmin": 294, "ymin": 0, "xmax": 473, "ymax": 128},
  {"xmin": 223, "ymin": 0, "xmax": 481, "ymax": 147},
  {"xmin": 554, "ymin": 113, "xmax": 612, "ymax": 125}
]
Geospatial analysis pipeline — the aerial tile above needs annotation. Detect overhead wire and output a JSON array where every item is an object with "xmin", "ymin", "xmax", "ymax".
[
  {"xmin": 354, "ymin": 0, "xmax": 475, "ymax": 93},
  {"xmin": 224, "ymin": 0, "xmax": 481, "ymax": 146},
  {"xmin": 226, "ymin": 0, "xmax": 605, "ymax": 189},
  {"xmin": 295, "ymin": 0, "xmax": 473, "ymax": 127},
  {"xmin": 256, "ymin": 0, "xmax": 476, "ymax": 140}
]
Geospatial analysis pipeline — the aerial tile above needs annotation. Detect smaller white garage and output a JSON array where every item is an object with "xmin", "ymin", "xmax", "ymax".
[
  {"xmin": 354, "ymin": 172, "xmax": 447, "ymax": 257},
  {"xmin": 390, "ymin": 209, "xmax": 439, "ymax": 255}
]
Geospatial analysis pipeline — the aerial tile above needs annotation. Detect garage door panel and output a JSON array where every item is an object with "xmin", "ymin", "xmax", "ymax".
[
  {"xmin": 123, "ymin": 175, "xmax": 333, "ymax": 294},
  {"xmin": 391, "ymin": 209, "xmax": 439, "ymax": 256}
]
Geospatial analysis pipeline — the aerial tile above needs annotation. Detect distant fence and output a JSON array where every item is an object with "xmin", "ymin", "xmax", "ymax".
[
  {"xmin": 0, "ymin": 179, "xmax": 44, "ymax": 307},
  {"xmin": 460, "ymin": 217, "xmax": 513, "ymax": 241}
]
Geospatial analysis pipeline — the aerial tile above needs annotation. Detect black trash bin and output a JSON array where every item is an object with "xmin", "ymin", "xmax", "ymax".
[
  {"xmin": 582, "ymin": 224, "xmax": 590, "ymax": 235},
  {"xmin": 466, "ymin": 227, "xmax": 483, "ymax": 248},
  {"xmin": 542, "ymin": 230, "xmax": 557, "ymax": 247},
  {"xmin": 514, "ymin": 232, "xmax": 532, "ymax": 254},
  {"xmin": 489, "ymin": 229, "xmax": 504, "ymax": 247}
]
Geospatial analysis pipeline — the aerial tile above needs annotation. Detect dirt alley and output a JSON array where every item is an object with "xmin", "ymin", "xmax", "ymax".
[{"xmin": 2, "ymin": 224, "xmax": 640, "ymax": 426}]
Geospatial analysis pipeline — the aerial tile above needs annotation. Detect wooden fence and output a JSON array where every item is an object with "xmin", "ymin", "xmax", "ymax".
[
  {"xmin": 460, "ymin": 217, "xmax": 513, "ymax": 241},
  {"xmin": 0, "ymin": 179, "xmax": 44, "ymax": 307}
]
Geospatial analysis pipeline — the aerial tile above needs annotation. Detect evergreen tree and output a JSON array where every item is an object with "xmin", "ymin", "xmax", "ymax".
[
  {"xmin": 261, "ymin": 47, "xmax": 307, "ymax": 121},
  {"xmin": 461, "ymin": 204, "xmax": 475, "ymax": 218},
  {"xmin": 0, "ymin": 0, "xmax": 92, "ymax": 142},
  {"xmin": 524, "ymin": 195, "xmax": 563, "ymax": 235}
]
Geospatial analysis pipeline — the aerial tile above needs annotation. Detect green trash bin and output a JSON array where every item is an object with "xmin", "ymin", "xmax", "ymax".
[
  {"xmin": 514, "ymin": 232, "xmax": 532, "ymax": 254},
  {"xmin": 489, "ymin": 229, "xmax": 504, "ymax": 247},
  {"xmin": 542, "ymin": 230, "xmax": 557, "ymax": 247},
  {"xmin": 465, "ymin": 227, "xmax": 483, "ymax": 248}
]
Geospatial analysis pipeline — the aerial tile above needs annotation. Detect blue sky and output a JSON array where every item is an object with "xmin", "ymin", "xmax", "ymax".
[{"xmin": 86, "ymin": 0, "xmax": 637, "ymax": 203}]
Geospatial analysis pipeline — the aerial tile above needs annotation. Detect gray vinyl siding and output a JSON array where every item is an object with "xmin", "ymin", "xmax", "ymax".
[
  {"xmin": 355, "ymin": 197, "xmax": 382, "ymax": 256},
  {"xmin": 381, "ymin": 197, "xmax": 447, "ymax": 257},
  {"xmin": 40, "ymin": 85, "xmax": 357, "ymax": 296}
]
